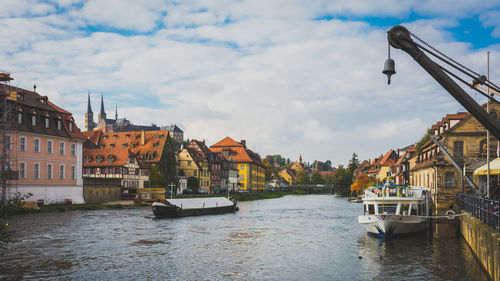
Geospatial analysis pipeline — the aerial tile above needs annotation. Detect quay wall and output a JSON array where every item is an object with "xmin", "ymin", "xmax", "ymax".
[
  {"xmin": 460, "ymin": 212, "xmax": 500, "ymax": 281},
  {"xmin": 83, "ymin": 186, "xmax": 121, "ymax": 203}
]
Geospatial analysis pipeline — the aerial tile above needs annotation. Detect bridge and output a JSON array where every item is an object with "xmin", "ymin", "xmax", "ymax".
[{"xmin": 282, "ymin": 184, "xmax": 335, "ymax": 194}]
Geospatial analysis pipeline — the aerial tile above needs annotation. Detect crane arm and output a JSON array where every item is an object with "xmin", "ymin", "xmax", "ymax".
[{"xmin": 387, "ymin": 25, "xmax": 500, "ymax": 140}]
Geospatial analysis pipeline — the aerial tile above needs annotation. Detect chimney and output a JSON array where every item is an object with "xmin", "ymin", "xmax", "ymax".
[
  {"xmin": 141, "ymin": 130, "xmax": 145, "ymax": 146},
  {"xmin": 241, "ymin": 140, "xmax": 246, "ymax": 147}
]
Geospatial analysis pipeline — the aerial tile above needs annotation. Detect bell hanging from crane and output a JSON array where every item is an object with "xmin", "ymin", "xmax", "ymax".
[{"xmin": 383, "ymin": 43, "xmax": 396, "ymax": 85}]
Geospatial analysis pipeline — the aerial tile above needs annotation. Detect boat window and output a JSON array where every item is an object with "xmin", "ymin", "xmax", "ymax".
[
  {"xmin": 400, "ymin": 204, "xmax": 411, "ymax": 215},
  {"xmin": 378, "ymin": 204, "xmax": 397, "ymax": 215},
  {"xmin": 366, "ymin": 204, "xmax": 375, "ymax": 215},
  {"xmin": 410, "ymin": 204, "xmax": 418, "ymax": 216}
]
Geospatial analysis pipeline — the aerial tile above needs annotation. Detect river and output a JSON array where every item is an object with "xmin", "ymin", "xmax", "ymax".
[{"xmin": 0, "ymin": 195, "xmax": 489, "ymax": 280}]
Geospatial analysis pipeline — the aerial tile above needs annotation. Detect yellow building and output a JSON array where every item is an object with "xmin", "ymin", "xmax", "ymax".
[
  {"xmin": 210, "ymin": 137, "xmax": 265, "ymax": 191},
  {"xmin": 178, "ymin": 147, "xmax": 210, "ymax": 191},
  {"xmin": 279, "ymin": 168, "xmax": 295, "ymax": 185},
  {"xmin": 410, "ymin": 109, "xmax": 499, "ymax": 214}
]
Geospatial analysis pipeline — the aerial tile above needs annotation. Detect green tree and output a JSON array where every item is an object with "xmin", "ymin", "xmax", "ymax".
[
  {"xmin": 262, "ymin": 159, "xmax": 274, "ymax": 182},
  {"xmin": 310, "ymin": 170, "xmax": 324, "ymax": 185},
  {"xmin": 1, "ymin": 192, "xmax": 32, "ymax": 248},
  {"xmin": 415, "ymin": 128, "xmax": 432, "ymax": 154},
  {"xmin": 272, "ymin": 154, "xmax": 287, "ymax": 168},
  {"xmin": 348, "ymin": 153, "xmax": 359, "ymax": 172},
  {"xmin": 333, "ymin": 165, "xmax": 353, "ymax": 196},
  {"xmin": 323, "ymin": 160, "xmax": 332, "ymax": 171},
  {"xmin": 187, "ymin": 177, "xmax": 199, "ymax": 190},
  {"xmin": 149, "ymin": 164, "xmax": 166, "ymax": 188},
  {"xmin": 296, "ymin": 170, "xmax": 309, "ymax": 185}
]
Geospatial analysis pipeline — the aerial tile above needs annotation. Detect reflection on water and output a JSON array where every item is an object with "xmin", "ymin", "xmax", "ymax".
[{"xmin": 0, "ymin": 195, "xmax": 489, "ymax": 280}]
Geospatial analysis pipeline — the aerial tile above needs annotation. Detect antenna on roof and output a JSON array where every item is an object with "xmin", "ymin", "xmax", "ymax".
[{"xmin": 33, "ymin": 84, "xmax": 36, "ymax": 92}]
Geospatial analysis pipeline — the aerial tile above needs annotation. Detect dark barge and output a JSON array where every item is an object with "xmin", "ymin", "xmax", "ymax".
[{"xmin": 152, "ymin": 197, "xmax": 238, "ymax": 218}]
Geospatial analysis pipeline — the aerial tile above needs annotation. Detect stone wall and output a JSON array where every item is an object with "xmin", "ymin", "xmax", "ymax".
[{"xmin": 460, "ymin": 212, "xmax": 500, "ymax": 280}]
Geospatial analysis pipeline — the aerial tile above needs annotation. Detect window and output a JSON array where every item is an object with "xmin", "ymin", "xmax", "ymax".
[
  {"xmin": 71, "ymin": 143, "xmax": 76, "ymax": 157},
  {"xmin": 240, "ymin": 165, "xmax": 245, "ymax": 170},
  {"xmin": 17, "ymin": 112, "xmax": 22, "ymax": 124},
  {"xmin": 69, "ymin": 122, "xmax": 73, "ymax": 131},
  {"xmin": 59, "ymin": 165, "xmax": 65, "ymax": 180},
  {"xmin": 19, "ymin": 162, "xmax": 26, "ymax": 179},
  {"xmin": 4, "ymin": 135, "xmax": 11, "ymax": 150},
  {"xmin": 187, "ymin": 161, "xmax": 191, "ymax": 167},
  {"xmin": 445, "ymin": 172, "xmax": 455, "ymax": 188},
  {"xmin": 193, "ymin": 170, "xmax": 197, "ymax": 177},
  {"xmin": 32, "ymin": 115, "xmax": 36, "ymax": 126},
  {"xmin": 20, "ymin": 137, "xmax": 26, "ymax": 152},
  {"xmin": 454, "ymin": 141, "xmax": 464, "ymax": 156},
  {"xmin": 47, "ymin": 164, "xmax": 53, "ymax": 180},
  {"xmin": 47, "ymin": 140, "xmax": 53, "ymax": 154},
  {"xmin": 45, "ymin": 118, "xmax": 49, "ymax": 128},
  {"xmin": 59, "ymin": 142, "xmax": 65, "ymax": 155},
  {"xmin": 57, "ymin": 120, "xmax": 62, "ymax": 130},
  {"xmin": 378, "ymin": 204, "xmax": 397, "ymax": 215},
  {"xmin": 34, "ymin": 163, "xmax": 40, "ymax": 179},
  {"xmin": 34, "ymin": 138, "xmax": 40, "ymax": 153},
  {"xmin": 240, "ymin": 174, "xmax": 245, "ymax": 181}
]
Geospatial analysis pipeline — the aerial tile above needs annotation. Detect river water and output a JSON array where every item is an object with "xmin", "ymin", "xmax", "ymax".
[{"xmin": 0, "ymin": 195, "xmax": 489, "ymax": 280}]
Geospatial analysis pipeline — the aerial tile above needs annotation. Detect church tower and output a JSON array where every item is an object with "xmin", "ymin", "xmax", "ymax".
[
  {"xmin": 84, "ymin": 92, "xmax": 94, "ymax": 131},
  {"xmin": 98, "ymin": 94, "xmax": 107, "ymax": 130}
]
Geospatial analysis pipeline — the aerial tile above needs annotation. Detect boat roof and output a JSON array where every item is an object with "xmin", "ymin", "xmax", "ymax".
[{"xmin": 167, "ymin": 197, "xmax": 234, "ymax": 209}]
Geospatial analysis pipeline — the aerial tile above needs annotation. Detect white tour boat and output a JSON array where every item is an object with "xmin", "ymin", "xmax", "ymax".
[{"xmin": 357, "ymin": 184, "xmax": 431, "ymax": 238}]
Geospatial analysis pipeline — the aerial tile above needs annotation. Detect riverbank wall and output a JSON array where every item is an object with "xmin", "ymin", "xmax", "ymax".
[{"xmin": 460, "ymin": 212, "xmax": 500, "ymax": 280}]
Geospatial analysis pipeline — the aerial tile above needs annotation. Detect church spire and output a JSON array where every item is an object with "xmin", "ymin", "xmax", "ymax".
[
  {"xmin": 115, "ymin": 104, "xmax": 118, "ymax": 120},
  {"xmin": 100, "ymin": 94, "xmax": 106, "ymax": 116},
  {"xmin": 87, "ymin": 91, "xmax": 93, "ymax": 114}
]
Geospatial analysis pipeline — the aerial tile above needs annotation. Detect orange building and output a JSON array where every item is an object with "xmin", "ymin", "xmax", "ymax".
[{"xmin": 210, "ymin": 137, "xmax": 265, "ymax": 191}]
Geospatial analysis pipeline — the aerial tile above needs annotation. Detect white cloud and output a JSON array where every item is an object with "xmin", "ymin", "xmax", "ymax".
[{"xmin": 3, "ymin": 0, "xmax": 500, "ymax": 165}]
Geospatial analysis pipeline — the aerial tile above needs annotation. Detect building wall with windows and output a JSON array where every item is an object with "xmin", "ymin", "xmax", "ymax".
[{"xmin": 1, "ymin": 84, "xmax": 85, "ymax": 204}]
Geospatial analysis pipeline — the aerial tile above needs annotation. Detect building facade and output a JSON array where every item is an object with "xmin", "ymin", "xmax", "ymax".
[
  {"xmin": 1, "ymin": 83, "xmax": 86, "ymax": 204},
  {"xmin": 210, "ymin": 137, "xmax": 265, "ymax": 191}
]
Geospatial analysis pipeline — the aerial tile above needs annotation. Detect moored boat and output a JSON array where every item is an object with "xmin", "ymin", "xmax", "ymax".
[
  {"xmin": 152, "ymin": 197, "xmax": 238, "ymax": 218},
  {"xmin": 357, "ymin": 184, "xmax": 431, "ymax": 238}
]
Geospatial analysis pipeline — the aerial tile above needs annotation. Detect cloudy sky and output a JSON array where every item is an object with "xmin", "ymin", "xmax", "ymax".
[{"xmin": 2, "ymin": 0, "xmax": 500, "ymax": 165}]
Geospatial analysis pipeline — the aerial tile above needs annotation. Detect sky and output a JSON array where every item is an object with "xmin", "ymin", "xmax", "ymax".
[{"xmin": 2, "ymin": 0, "xmax": 500, "ymax": 166}]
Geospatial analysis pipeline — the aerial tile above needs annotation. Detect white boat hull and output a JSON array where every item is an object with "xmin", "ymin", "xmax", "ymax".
[{"xmin": 358, "ymin": 214, "xmax": 428, "ymax": 237}]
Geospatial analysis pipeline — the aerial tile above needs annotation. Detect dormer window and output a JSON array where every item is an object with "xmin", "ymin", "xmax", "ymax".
[
  {"xmin": 69, "ymin": 122, "xmax": 74, "ymax": 132},
  {"xmin": 57, "ymin": 120, "xmax": 62, "ymax": 130},
  {"xmin": 110, "ymin": 144, "xmax": 115, "ymax": 148},
  {"xmin": 45, "ymin": 117, "xmax": 50, "ymax": 128},
  {"xmin": 96, "ymin": 155, "xmax": 104, "ymax": 163},
  {"xmin": 113, "ymin": 135, "xmax": 117, "ymax": 139},
  {"xmin": 122, "ymin": 143, "xmax": 128, "ymax": 148},
  {"xmin": 108, "ymin": 155, "xmax": 116, "ymax": 163},
  {"xmin": 31, "ymin": 115, "xmax": 36, "ymax": 126},
  {"xmin": 85, "ymin": 155, "xmax": 92, "ymax": 163},
  {"xmin": 17, "ymin": 112, "xmax": 22, "ymax": 124}
]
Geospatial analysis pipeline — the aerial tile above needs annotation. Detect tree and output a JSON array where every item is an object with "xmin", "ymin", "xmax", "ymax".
[
  {"xmin": 415, "ymin": 128, "xmax": 432, "ymax": 154},
  {"xmin": 262, "ymin": 158, "xmax": 274, "ymax": 182},
  {"xmin": 296, "ymin": 169, "xmax": 309, "ymax": 185},
  {"xmin": 323, "ymin": 160, "xmax": 332, "ymax": 171},
  {"xmin": 333, "ymin": 164, "xmax": 353, "ymax": 196},
  {"xmin": 348, "ymin": 153, "xmax": 359, "ymax": 172},
  {"xmin": 187, "ymin": 177, "xmax": 199, "ymax": 190},
  {"xmin": 1, "ymin": 192, "xmax": 32, "ymax": 248},
  {"xmin": 310, "ymin": 170, "xmax": 324, "ymax": 185},
  {"xmin": 149, "ymin": 164, "xmax": 166, "ymax": 188},
  {"xmin": 271, "ymin": 154, "xmax": 287, "ymax": 168}
]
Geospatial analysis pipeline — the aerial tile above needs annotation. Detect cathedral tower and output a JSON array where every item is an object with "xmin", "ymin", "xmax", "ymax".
[{"xmin": 84, "ymin": 92, "xmax": 94, "ymax": 131}]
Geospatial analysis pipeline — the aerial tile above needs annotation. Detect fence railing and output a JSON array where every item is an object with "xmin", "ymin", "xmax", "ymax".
[{"xmin": 457, "ymin": 192, "xmax": 500, "ymax": 232}]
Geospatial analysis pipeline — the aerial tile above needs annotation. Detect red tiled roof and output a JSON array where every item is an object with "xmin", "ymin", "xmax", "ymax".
[
  {"xmin": 82, "ymin": 130, "xmax": 170, "ymax": 164},
  {"xmin": 210, "ymin": 137, "xmax": 263, "ymax": 166},
  {"xmin": 83, "ymin": 148, "xmax": 133, "ymax": 167}
]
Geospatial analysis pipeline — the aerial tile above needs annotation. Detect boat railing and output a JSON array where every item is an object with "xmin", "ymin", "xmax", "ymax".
[
  {"xmin": 364, "ymin": 187, "xmax": 420, "ymax": 198},
  {"xmin": 457, "ymin": 192, "xmax": 500, "ymax": 233}
]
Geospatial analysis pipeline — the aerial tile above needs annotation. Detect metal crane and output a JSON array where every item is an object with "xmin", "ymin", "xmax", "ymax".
[{"xmin": 383, "ymin": 25, "xmax": 500, "ymax": 141}]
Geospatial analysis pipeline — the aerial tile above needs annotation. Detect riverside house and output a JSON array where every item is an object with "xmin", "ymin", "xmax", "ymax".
[{"xmin": 1, "ymin": 83, "xmax": 86, "ymax": 204}]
